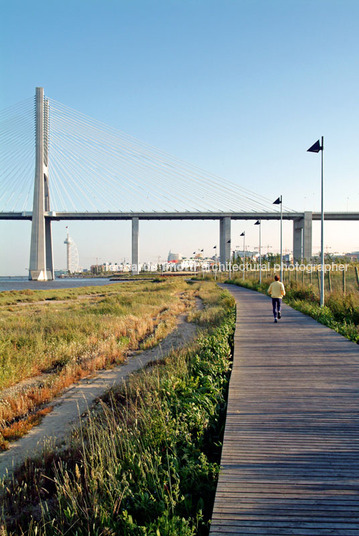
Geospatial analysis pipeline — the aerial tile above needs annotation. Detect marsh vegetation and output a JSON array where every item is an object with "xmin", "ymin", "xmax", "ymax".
[
  {"xmin": 0, "ymin": 280, "xmax": 194, "ymax": 449},
  {"xmin": 0, "ymin": 280, "xmax": 235, "ymax": 535}
]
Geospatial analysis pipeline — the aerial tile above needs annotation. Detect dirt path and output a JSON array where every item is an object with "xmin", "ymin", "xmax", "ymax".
[{"xmin": 0, "ymin": 313, "xmax": 200, "ymax": 482}]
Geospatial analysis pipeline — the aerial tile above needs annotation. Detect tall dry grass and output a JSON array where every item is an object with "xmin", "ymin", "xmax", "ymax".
[{"xmin": 0, "ymin": 280, "xmax": 195, "ymax": 448}]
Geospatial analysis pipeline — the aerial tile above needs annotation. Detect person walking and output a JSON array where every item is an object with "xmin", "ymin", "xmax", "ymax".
[{"xmin": 268, "ymin": 274, "xmax": 285, "ymax": 323}]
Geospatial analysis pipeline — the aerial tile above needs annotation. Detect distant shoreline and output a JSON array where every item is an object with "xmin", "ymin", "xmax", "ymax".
[{"xmin": 0, "ymin": 277, "xmax": 119, "ymax": 292}]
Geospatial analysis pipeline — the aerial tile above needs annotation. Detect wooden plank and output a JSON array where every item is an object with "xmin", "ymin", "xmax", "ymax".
[
  {"xmin": 211, "ymin": 519, "xmax": 359, "ymax": 529},
  {"xmin": 209, "ymin": 285, "xmax": 359, "ymax": 535}
]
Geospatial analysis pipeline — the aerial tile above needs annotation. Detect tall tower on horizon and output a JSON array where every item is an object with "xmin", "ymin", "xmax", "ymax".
[
  {"xmin": 64, "ymin": 228, "xmax": 72, "ymax": 273},
  {"xmin": 28, "ymin": 87, "xmax": 54, "ymax": 281},
  {"xmin": 64, "ymin": 227, "xmax": 80, "ymax": 274}
]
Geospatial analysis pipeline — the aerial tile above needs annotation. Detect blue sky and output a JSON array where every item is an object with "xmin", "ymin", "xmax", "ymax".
[{"xmin": 1, "ymin": 0, "xmax": 359, "ymax": 274}]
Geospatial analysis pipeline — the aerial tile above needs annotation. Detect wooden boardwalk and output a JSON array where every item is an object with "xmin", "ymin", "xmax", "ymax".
[{"xmin": 210, "ymin": 285, "xmax": 359, "ymax": 536}]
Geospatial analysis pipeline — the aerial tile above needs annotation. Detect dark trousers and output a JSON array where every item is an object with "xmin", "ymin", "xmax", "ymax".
[{"xmin": 272, "ymin": 298, "xmax": 281, "ymax": 319}]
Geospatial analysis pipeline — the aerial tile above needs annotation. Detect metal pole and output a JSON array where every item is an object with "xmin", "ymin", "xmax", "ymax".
[
  {"xmin": 280, "ymin": 196, "xmax": 283, "ymax": 281},
  {"xmin": 132, "ymin": 217, "xmax": 139, "ymax": 275},
  {"xmin": 259, "ymin": 220, "xmax": 262, "ymax": 284},
  {"xmin": 320, "ymin": 136, "xmax": 324, "ymax": 306},
  {"xmin": 255, "ymin": 220, "xmax": 262, "ymax": 283},
  {"xmin": 243, "ymin": 233, "xmax": 245, "ymax": 280}
]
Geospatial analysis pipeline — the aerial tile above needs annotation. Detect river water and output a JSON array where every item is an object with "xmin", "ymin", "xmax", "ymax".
[{"xmin": 0, "ymin": 277, "xmax": 120, "ymax": 292}]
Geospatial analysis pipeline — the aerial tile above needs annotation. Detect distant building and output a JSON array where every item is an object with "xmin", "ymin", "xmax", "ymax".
[
  {"xmin": 345, "ymin": 251, "xmax": 359, "ymax": 261},
  {"xmin": 168, "ymin": 251, "xmax": 182, "ymax": 262},
  {"xmin": 90, "ymin": 262, "xmax": 132, "ymax": 274},
  {"xmin": 233, "ymin": 250, "xmax": 255, "ymax": 260},
  {"xmin": 283, "ymin": 253, "xmax": 294, "ymax": 263}
]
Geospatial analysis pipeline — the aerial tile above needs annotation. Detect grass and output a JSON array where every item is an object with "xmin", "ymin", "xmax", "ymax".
[
  {"xmin": 236, "ymin": 264, "xmax": 359, "ymax": 295},
  {"xmin": 0, "ymin": 280, "xmax": 196, "ymax": 449},
  {"xmin": 227, "ymin": 274, "xmax": 359, "ymax": 343},
  {"xmin": 0, "ymin": 282, "xmax": 236, "ymax": 536}
]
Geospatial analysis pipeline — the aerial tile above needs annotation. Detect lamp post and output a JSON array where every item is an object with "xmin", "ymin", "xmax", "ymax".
[
  {"xmin": 240, "ymin": 231, "xmax": 245, "ymax": 280},
  {"xmin": 307, "ymin": 137, "xmax": 324, "ymax": 306},
  {"xmin": 227, "ymin": 239, "xmax": 231, "ymax": 279},
  {"xmin": 254, "ymin": 220, "xmax": 262, "ymax": 284},
  {"xmin": 273, "ymin": 196, "xmax": 283, "ymax": 280},
  {"xmin": 199, "ymin": 248, "xmax": 204, "ymax": 277},
  {"xmin": 192, "ymin": 251, "xmax": 198, "ymax": 274},
  {"xmin": 213, "ymin": 245, "xmax": 217, "ymax": 279}
]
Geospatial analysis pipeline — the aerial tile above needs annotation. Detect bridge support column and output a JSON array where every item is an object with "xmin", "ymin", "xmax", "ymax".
[
  {"xmin": 220, "ymin": 217, "xmax": 231, "ymax": 266},
  {"xmin": 29, "ymin": 87, "xmax": 54, "ymax": 280},
  {"xmin": 132, "ymin": 217, "xmax": 139, "ymax": 275},
  {"xmin": 293, "ymin": 211, "xmax": 312, "ymax": 263}
]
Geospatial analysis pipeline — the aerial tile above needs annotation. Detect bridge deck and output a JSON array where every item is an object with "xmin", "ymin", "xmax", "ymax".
[
  {"xmin": 210, "ymin": 285, "xmax": 359, "ymax": 535},
  {"xmin": 1, "ymin": 211, "xmax": 359, "ymax": 221}
]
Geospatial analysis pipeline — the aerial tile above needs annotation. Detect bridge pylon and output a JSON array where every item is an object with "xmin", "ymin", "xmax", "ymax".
[{"xmin": 29, "ymin": 87, "xmax": 54, "ymax": 281}]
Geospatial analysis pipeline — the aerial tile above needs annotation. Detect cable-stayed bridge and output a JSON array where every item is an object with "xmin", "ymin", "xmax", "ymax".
[{"xmin": 1, "ymin": 88, "xmax": 358, "ymax": 280}]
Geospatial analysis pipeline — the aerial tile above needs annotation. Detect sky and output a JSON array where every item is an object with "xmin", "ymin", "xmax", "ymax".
[{"xmin": 1, "ymin": 0, "xmax": 359, "ymax": 275}]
